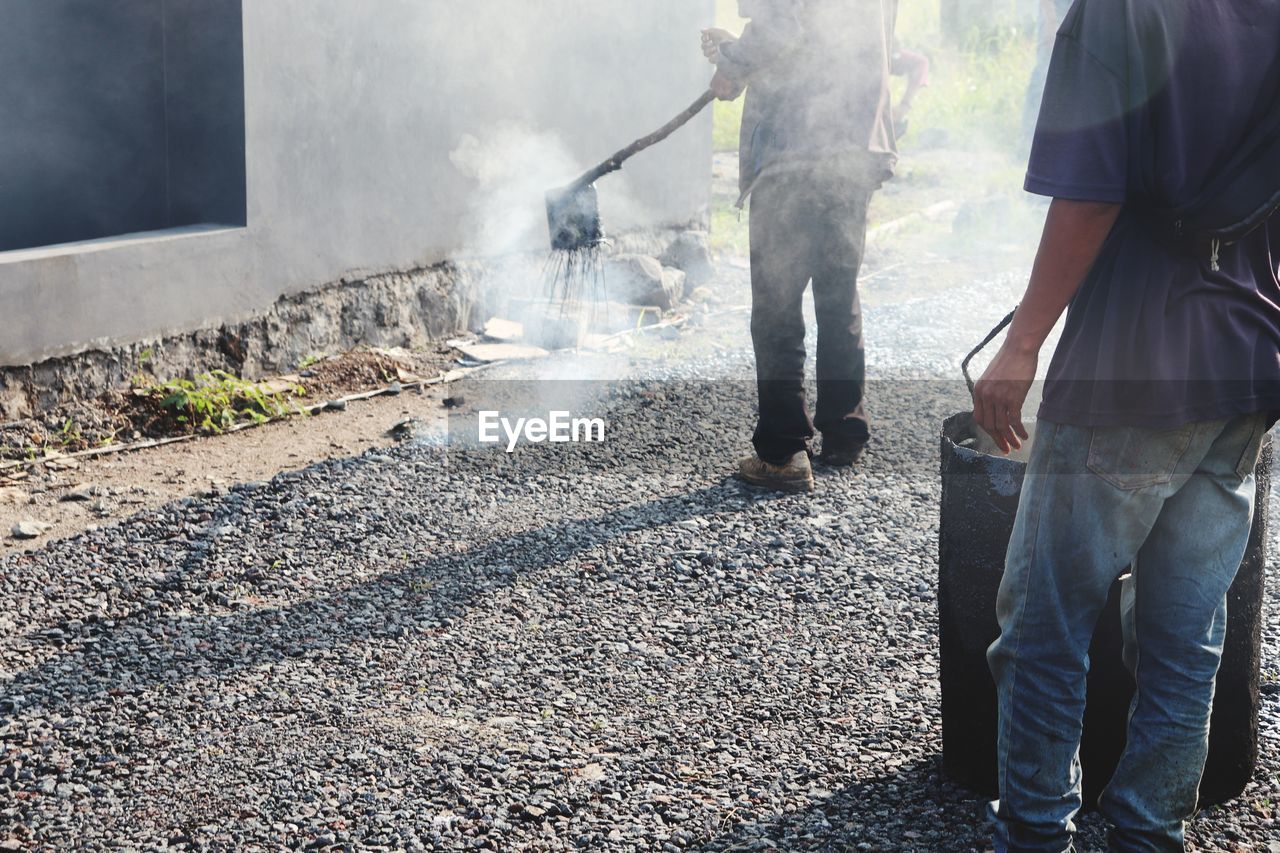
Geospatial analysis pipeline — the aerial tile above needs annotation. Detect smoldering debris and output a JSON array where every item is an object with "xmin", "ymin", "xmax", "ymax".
[{"xmin": 542, "ymin": 244, "xmax": 607, "ymax": 311}]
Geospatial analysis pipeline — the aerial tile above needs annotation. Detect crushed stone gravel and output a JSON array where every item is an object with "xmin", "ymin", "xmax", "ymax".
[{"xmin": 0, "ymin": 263, "xmax": 1275, "ymax": 850}]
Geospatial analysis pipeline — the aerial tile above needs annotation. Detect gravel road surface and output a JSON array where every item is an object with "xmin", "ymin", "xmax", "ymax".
[{"xmin": 2, "ymin": 260, "xmax": 1277, "ymax": 851}]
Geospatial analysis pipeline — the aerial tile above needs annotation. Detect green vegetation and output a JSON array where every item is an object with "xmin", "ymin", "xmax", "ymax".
[
  {"xmin": 714, "ymin": 97, "xmax": 745, "ymax": 153},
  {"xmin": 707, "ymin": 1, "xmax": 1039, "ymax": 254},
  {"xmin": 56, "ymin": 418, "xmax": 83, "ymax": 449},
  {"xmin": 134, "ymin": 370, "xmax": 302, "ymax": 435},
  {"xmin": 902, "ymin": 33, "xmax": 1035, "ymax": 152},
  {"xmin": 712, "ymin": 1, "xmax": 1034, "ymax": 154},
  {"xmin": 711, "ymin": 204, "xmax": 750, "ymax": 258},
  {"xmin": 298, "ymin": 353, "xmax": 326, "ymax": 370},
  {"xmin": 712, "ymin": 0, "xmax": 746, "ymax": 152}
]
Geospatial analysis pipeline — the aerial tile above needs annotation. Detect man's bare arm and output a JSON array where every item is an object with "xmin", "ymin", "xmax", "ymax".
[{"xmin": 972, "ymin": 199, "xmax": 1122, "ymax": 452}]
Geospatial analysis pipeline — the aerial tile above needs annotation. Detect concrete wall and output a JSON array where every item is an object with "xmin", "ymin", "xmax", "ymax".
[{"xmin": 0, "ymin": 0, "xmax": 714, "ymax": 368}]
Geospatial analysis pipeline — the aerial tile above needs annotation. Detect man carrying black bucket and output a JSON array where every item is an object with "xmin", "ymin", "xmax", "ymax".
[
  {"xmin": 971, "ymin": 1, "xmax": 1280, "ymax": 850},
  {"xmin": 702, "ymin": 0, "xmax": 898, "ymax": 492}
]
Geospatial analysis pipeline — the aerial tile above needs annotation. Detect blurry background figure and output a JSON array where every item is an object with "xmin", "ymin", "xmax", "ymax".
[
  {"xmin": 1020, "ymin": 0, "xmax": 1075, "ymax": 153},
  {"xmin": 703, "ymin": 0, "xmax": 899, "ymax": 492},
  {"xmin": 890, "ymin": 38, "xmax": 931, "ymax": 139}
]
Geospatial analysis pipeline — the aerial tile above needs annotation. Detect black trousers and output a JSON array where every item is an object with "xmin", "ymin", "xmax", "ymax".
[{"xmin": 749, "ymin": 171, "xmax": 872, "ymax": 464}]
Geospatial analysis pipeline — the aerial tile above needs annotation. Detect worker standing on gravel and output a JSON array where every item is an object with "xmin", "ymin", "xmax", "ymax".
[
  {"xmin": 972, "ymin": 0, "xmax": 1280, "ymax": 850},
  {"xmin": 702, "ymin": 0, "xmax": 899, "ymax": 492}
]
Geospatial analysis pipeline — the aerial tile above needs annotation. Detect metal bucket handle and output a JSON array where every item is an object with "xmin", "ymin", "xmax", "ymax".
[{"xmin": 961, "ymin": 308, "xmax": 1018, "ymax": 395}]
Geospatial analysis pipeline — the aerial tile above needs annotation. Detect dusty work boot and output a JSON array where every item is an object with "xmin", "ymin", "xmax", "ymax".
[
  {"xmin": 818, "ymin": 438, "xmax": 867, "ymax": 468},
  {"xmin": 738, "ymin": 451, "xmax": 815, "ymax": 493}
]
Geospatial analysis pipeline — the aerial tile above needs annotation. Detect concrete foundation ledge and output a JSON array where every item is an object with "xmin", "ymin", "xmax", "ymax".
[
  {"xmin": 0, "ymin": 227, "xmax": 702, "ymax": 421},
  {"xmin": 0, "ymin": 260, "xmax": 481, "ymax": 421}
]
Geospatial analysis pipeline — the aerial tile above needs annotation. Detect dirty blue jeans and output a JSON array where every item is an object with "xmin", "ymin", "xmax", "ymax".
[{"xmin": 987, "ymin": 414, "xmax": 1268, "ymax": 852}]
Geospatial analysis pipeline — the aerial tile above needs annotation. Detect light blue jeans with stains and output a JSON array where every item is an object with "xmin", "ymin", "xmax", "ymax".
[{"xmin": 986, "ymin": 414, "xmax": 1268, "ymax": 853}]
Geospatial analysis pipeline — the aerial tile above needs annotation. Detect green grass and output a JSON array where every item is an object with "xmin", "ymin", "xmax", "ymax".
[
  {"xmin": 707, "ymin": 2, "xmax": 1038, "ymax": 254},
  {"xmin": 712, "ymin": 0, "xmax": 747, "ymax": 152},
  {"xmin": 710, "ymin": 2, "xmax": 1034, "ymax": 154},
  {"xmin": 711, "ymin": 204, "xmax": 750, "ymax": 257},
  {"xmin": 904, "ymin": 33, "xmax": 1035, "ymax": 152},
  {"xmin": 134, "ymin": 370, "xmax": 303, "ymax": 435},
  {"xmin": 898, "ymin": 0, "xmax": 942, "ymax": 35},
  {"xmin": 714, "ymin": 99, "xmax": 744, "ymax": 153}
]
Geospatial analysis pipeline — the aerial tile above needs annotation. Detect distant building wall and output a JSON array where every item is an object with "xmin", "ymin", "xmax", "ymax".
[{"xmin": 0, "ymin": 0, "xmax": 714, "ymax": 367}]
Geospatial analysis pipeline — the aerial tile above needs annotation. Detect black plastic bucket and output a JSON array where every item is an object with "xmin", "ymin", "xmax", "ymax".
[{"xmin": 938, "ymin": 410, "xmax": 1270, "ymax": 808}]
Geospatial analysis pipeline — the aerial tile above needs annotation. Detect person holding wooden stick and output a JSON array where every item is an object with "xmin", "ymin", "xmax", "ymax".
[{"xmin": 702, "ymin": 0, "xmax": 899, "ymax": 492}]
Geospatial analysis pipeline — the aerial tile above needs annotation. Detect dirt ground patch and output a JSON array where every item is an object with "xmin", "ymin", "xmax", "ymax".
[
  {"xmin": 0, "ymin": 377, "xmax": 455, "ymax": 559},
  {"xmin": 0, "ymin": 347, "xmax": 453, "ymax": 464},
  {"xmin": 0, "ymin": 346, "xmax": 461, "ymax": 557}
]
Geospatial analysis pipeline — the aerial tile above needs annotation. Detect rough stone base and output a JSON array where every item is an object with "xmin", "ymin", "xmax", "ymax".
[
  {"xmin": 0, "ymin": 262, "xmax": 480, "ymax": 422},
  {"xmin": 0, "ymin": 227, "xmax": 701, "ymax": 421}
]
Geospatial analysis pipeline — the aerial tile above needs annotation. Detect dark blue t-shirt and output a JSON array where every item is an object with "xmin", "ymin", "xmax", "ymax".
[{"xmin": 1027, "ymin": 0, "xmax": 1280, "ymax": 428}]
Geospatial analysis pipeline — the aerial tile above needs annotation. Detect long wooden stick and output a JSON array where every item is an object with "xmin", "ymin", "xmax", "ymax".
[{"xmin": 565, "ymin": 90, "xmax": 716, "ymax": 195}]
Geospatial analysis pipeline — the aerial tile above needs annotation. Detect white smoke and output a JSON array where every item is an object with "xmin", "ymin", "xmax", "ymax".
[{"xmin": 449, "ymin": 123, "xmax": 580, "ymax": 259}]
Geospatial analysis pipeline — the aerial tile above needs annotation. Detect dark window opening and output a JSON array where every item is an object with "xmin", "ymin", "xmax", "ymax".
[{"xmin": 0, "ymin": 0, "xmax": 246, "ymax": 253}]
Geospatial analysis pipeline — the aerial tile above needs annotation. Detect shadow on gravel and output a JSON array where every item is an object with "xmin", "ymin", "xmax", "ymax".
[
  {"xmin": 697, "ymin": 755, "xmax": 1112, "ymax": 852},
  {"xmin": 0, "ymin": 478, "xmax": 778, "ymax": 722},
  {"xmin": 697, "ymin": 756, "xmax": 995, "ymax": 852}
]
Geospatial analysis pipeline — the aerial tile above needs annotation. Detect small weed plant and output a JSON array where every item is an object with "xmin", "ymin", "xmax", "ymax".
[
  {"xmin": 56, "ymin": 418, "xmax": 83, "ymax": 448},
  {"xmin": 135, "ymin": 370, "xmax": 302, "ymax": 435}
]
